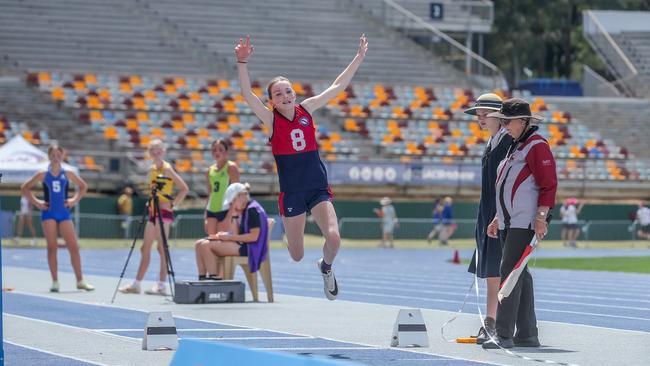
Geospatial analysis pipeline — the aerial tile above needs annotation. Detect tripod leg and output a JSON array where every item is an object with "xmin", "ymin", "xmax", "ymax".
[
  {"xmin": 154, "ymin": 194, "xmax": 176, "ymax": 299},
  {"xmin": 111, "ymin": 201, "xmax": 150, "ymax": 303}
]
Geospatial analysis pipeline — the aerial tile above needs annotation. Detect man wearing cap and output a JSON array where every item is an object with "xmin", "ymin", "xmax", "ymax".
[
  {"xmin": 464, "ymin": 93, "xmax": 513, "ymax": 344},
  {"xmin": 484, "ymin": 98, "xmax": 557, "ymax": 349},
  {"xmin": 195, "ymin": 182, "xmax": 269, "ymax": 280}
]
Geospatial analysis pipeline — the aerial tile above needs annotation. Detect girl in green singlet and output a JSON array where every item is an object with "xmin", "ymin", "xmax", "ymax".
[{"xmin": 204, "ymin": 139, "xmax": 240, "ymax": 235}]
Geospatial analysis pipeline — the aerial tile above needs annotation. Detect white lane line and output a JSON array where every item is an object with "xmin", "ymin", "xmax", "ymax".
[
  {"xmin": 274, "ymin": 281, "xmax": 650, "ymax": 312},
  {"xmin": 272, "ymin": 267, "xmax": 650, "ymax": 290},
  {"xmin": 4, "ymin": 313, "xmax": 140, "ymax": 343},
  {"xmin": 6, "ymin": 290, "xmax": 506, "ymax": 366},
  {"xmin": 537, "ymin": 308, "xmax": 650, "ymax": 322},
  {"xmin": 189, "ymin": 336, "xmax": 312, "ymax": 340},
  {"xmin": 4, "ymin": 340, "xmax": 109, "ymax": 366},
  {"xmin": 258, "ymin": 347, "xmax": 374, "ymax": 351},
  {"xmin": 275, "ymin": 284, "xmax": 650, "ymax": 322},
  {"xmin": 272, "ymin": 273, "xmax": 650, "ymax": 299},
  {"xmin": 95, "ymin": 328, "xmax": 261, "ymax": 332}
]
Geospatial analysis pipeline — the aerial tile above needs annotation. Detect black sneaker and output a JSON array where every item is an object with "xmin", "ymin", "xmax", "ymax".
[
  {"xmin": 514, "ymin": 335, "xmax": 540, "ymax": 347},
  {"xmin": 475, "ymin": 326, "xmax": 496, "ymax": 345},
  {"xmin": 482, "ymin": 336, "xmax": 514, "ymax": 349}
]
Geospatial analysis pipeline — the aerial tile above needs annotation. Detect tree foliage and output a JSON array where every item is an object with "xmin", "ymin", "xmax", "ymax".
[{"xmin": 486, "ymin": 0, "xmax": 650, "ymax": 85}]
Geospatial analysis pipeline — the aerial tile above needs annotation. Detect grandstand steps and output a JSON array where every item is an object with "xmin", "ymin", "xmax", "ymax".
[
  {"xmin": 0, "ymin": 0, "xmax": 212, "ymax": 76},
  {"xmin": 545, "ymin": 96, "xmax": 650, "ymax": 159},
  {"xmin": 139, "ymin": 0, "xmax": 463, "ymax": 85}
]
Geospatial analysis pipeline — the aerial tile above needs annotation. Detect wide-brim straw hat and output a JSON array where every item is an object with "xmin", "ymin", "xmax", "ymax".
[{"xmin": 487, "ymin": 98, "xmax": 543, "ymax": 121}]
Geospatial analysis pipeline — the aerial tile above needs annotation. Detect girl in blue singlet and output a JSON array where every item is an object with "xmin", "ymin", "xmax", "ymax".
[
  {"xmin": 235, "ymin": 34, "xmax": 368, "ymax": 300},
  {"xmin": 21, "ymin": 145, "xmax": 94, "ymax": 292}
]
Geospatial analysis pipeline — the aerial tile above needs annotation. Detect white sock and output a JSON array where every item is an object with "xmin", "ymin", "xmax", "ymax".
[
  {"xmin": 157, "ymin": 281, "xmax": 166, "ymax": 289},
  {"xmin": 133, "ymin": 280, "xmax": 141, "ymax": 288}
]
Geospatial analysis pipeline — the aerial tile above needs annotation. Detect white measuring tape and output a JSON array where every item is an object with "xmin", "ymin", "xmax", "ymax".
[{"xmin": 440, "ymin": 245, "xmax": 581, "ymax": 366}]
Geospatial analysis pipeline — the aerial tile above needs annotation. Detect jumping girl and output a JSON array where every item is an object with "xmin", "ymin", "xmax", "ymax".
[{"xmin": 235, "ymin": 34, "xmax": 367, "ymax": 300}]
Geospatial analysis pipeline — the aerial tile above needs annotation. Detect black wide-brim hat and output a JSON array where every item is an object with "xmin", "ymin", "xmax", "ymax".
[{"xmin": 487, "ymin": 98, "xmax": 543, "ymax": 121}]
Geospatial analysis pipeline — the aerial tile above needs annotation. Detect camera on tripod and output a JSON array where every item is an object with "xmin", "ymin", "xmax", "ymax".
[{"xmin": 152, "ymin": 175, "xmax": 171, "ymax": 190}]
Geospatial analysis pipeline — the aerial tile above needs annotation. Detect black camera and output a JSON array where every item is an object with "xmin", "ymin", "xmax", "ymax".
[{"xmin": 152, "ymin": 175, "xmax": 171, "ymax": 190}]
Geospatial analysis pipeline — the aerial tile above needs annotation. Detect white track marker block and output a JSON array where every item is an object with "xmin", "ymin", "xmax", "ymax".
[
  {"xmin": 390, "ymin": 308, "xmax": 429, "ymax": 348},
  {"xmin": 142, "ymin": 311, "xmax": 178, "ymax": 351}
]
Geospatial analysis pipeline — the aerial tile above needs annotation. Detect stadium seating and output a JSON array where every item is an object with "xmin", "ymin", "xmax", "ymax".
[
  {"xmin": 28, "ymin": 71, "xmax": 647, "ymax": 182},
  {"xmin": 0, "ymin": 114, "xmax": 50, "ymax": 145}
]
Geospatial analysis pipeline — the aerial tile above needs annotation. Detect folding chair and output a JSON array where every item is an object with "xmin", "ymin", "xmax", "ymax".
[{"xmin": 222, "ymin": 218, "xmax": 274, "ymax": 302}]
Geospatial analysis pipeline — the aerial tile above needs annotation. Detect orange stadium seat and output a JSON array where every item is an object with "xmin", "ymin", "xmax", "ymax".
[
  {"xmin": 38, "ymin": 72, "xmax": 51, "ymax": 86},
  {"xmin": 344, "ymin": 118, "xmax": 359, "ymax": 131},
  {"xmin": 84, "ymin": 74, "xmax": 97, "ymax": 86},
  {"xmin": 104, "ymin": 126, "xmax": 118, "ymax": 140},
  {"xmin": 140, "ymin": 135, "xmax": 151, "ymax": 147},
  {"xmin": 83, "ymin": 156, "xmax": 101, "ymax": 171},
  {"xmin": 51, "ymin": 87, "xmax": 65, "ymax": 101},
  {"xmin": 130, "ymin": 75, "xmax": 142, "ymax": 87},
  {"xmin": 151, "ymin": 127, "xmax": 165, "ymax": 138},
  {"xmin": 131, "ymin": 97, "xmax": 145, "ymax": 110},
  {"xmin": 119, "ymin": 82, "xmax": 132, "ymax": 94}
]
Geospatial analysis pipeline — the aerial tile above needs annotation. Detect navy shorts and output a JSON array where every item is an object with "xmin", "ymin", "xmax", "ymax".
[
  {"xmin": 41, "ymin": 209, "xmax": 71, "ymax": 223},
  {"xmin": 206, "ymin": 210, "xmax": 227, "ymax": 221},
  {"xmin": 238, "ymin": 243, "xmax": 248, "ymax": 256},
  {"xmin": 278, "ymin": 187, "xmax": 333, "ymax": 217}
]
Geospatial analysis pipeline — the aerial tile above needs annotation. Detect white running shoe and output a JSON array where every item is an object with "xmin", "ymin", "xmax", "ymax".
[
  {"xmin": 144, "ymin": 284, "xmax": 168, "ymax": 296},
  {"xmin": 317, "ymin": 258, "xmax": 338, "ymax": 301}
]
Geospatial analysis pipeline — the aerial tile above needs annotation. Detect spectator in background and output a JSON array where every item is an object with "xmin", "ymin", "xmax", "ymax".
[
  {"xmin": 484, "ymin": 98, "xmax": 557, "ymax": 349},
  {"xmin": 464, "ymin": 93, "xmax": 511, "ymax": 344},
  {"xmin": 117, "ymin": 186, "xmax": 134, "ymax": 216},
  {"xmin": 427, "ymin": 199, "xmax": 443, "ymax": 244},
  {"xmin": 635, "ymin": 201, "xmax": 650, "ymax": 240},
  {"xmin": 375, "ymin": 197, "xmax": 398, "ymax": 248},
  {"xmin": 14, "ymin": 193, "xmax": 37, "ymax": 246},
  {"xmin": 438, "ymin": 196, "xmax": 455, "ymax": 245},
  {"xmin": 117, "ymin": 186, "xmax": 134, "ymax": 238},
  {"xmin": 560, "ymin": 197, "xmax": 583, "ymax": 247}
]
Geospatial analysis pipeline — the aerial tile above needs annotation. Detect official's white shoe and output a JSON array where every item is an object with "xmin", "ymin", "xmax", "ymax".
[{"xmin": 317, "ymin": 258, "xmax": 338, "ymax": 301}]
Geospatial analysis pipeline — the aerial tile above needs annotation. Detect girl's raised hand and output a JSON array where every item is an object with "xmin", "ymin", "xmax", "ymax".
[
  {"xmin": 357, "ymin": 34, "xmax": 368, "ymax": 59},
  {"xmin": 235, "ymin": 35, "xmax": 254, "ymax": 63}
]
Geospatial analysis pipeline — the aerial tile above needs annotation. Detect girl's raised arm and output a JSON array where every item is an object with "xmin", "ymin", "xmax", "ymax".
[
  {"xmin": 236, "ymin": 35, "xmax": 273, "ymax": 130},
  {"xmin": 302, "ymin": 34, "xmax": 368, "ymax": 114}
]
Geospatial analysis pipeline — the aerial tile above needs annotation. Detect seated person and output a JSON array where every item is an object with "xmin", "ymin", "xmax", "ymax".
[{"xmin": 195, "ymin": 182, "xmax": 269, "ymax": 280}]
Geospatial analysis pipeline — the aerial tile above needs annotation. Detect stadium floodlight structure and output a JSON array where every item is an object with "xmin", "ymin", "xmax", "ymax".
[
  {"xmin": 583, "ymin": 10, "xmax": 642, "ymax": 98},
  {"xmin": 350, "ymin": 0, "xmax": 506, "ymax": 90}
]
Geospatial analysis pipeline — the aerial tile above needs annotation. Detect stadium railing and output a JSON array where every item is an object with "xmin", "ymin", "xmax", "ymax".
[
  {"xmin": 349, "ymin": 0, "xmax": 506, "ymax": 90},
  {"xmin": 7, "ymin": 213, "xmax": 642, "ymax": 242},
  {"xmin": 583, "ymin": 10, "xmax": 640, "ymax": 97}
]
